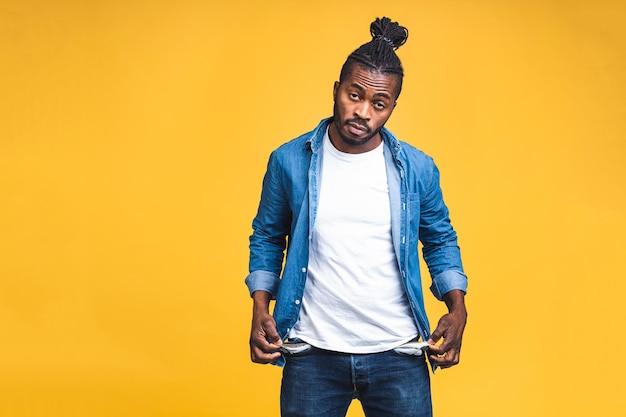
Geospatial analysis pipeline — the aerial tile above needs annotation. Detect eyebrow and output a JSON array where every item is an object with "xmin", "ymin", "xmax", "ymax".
[{"xmin": 349, "ymin": 83, "xmax": 392, "ymax": 100}]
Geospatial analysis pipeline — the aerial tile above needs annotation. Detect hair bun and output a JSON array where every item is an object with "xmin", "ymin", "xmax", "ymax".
[{"xmin": 370, "ymin": 17, "xmax": 408, "ymax": 50}]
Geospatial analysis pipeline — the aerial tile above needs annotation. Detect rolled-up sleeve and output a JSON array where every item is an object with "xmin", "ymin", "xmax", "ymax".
[
  {"xmin": 245, "ymin": 270, "xmax": 281, "ymax": 298},
  {"xmin": 430, "ymin": 269, "xmax": 468, "ymax": 301}
]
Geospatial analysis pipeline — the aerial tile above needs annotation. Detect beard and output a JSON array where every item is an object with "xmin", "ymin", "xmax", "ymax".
[{"xmin": 332, "ymin": 101, "xmax": 382, "ymax": 148}]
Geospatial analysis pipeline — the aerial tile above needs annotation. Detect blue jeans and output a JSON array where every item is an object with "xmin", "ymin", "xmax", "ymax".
[{"xmin": 280, "ymin": 345, "xmax": 432, "ymax": 417}]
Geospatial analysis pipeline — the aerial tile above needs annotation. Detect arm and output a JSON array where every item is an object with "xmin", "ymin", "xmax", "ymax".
[
  {"xmin": 418, "ymin": 162, "xmax": 468, "ymax": 368},
  {"xmin": 246, "ymin": 151, "xmax": 291, "ymax": 363},
  {"xmin": 249, "ymin": 290, "xmax": 283, "ymax": 364}
]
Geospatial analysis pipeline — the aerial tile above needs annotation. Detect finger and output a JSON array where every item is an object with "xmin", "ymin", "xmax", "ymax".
[
  {"xmin": 429, "ymin": 348, "xmax": 460, "ymax": 368},
  {"xmin": 428, "ymin": 336, "xmax": 456, "ymax": 355},
  {"xmin": 426, "ymin": 343, "xmax": 445, "ymax": 355},
  {"xmin": 427, "ymin": 333, "xmax": 452, "ymax": 355},
  {"xmin": 430, "ymin": 355, "xmax": 452, "ymax": 368},
  {"xmin": 428, "ymin": 332, "xmax": 441, "ymax": 345},
  {"xmin": 256, "ymin": 316, "xmax": 282, "ymax": 345},
  {"xmin": 251, "ymin": 346, "xmax": 282, "ymax": 364},
  {"xmin": 434, "ymin": 338, "xmax": 460, "ymax": 354},
  {"xmin": 250, "ymin": 331, "xmax": 282, "ymax": 352},
  {"xmin": 428, "ymin": 323, "xmax": 447, "ymax": 344},
  {"xmin": 263, "ymin": 322, "xmax": 282, "ymax": 346}
]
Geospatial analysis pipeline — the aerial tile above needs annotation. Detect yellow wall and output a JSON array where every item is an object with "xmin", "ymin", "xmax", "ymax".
[{"xmin": 1, "ymin": 1, "xmax": 625, "ymax": 416}]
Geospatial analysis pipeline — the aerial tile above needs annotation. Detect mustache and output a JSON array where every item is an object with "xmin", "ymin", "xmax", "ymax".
[{"xmin": 345, "ymin": 118, "xmax": 371, "ymax": 132}]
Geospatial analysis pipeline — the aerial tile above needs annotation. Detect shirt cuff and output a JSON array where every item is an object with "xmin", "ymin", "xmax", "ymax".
[
  {"xmin": 245, "ymin": 270, "xmax": 281, "ymax": 298},
  {"xmin": 430, "ymin": 270, "xmax": 468, "ymax": 301}
]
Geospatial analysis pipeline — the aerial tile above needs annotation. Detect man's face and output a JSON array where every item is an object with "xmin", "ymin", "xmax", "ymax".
[{"xmin": 330, "ymin": 65, "xmax": 399, "ymax": 154}]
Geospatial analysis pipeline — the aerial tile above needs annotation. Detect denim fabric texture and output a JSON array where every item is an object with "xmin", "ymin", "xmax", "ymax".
[
  {"xmin": 245, "ymin": 118, "xmax": 467, "ymax": 366},
  {"xmin": 280, "ymin": 345, "xmax": 432, "ymax": 417}
]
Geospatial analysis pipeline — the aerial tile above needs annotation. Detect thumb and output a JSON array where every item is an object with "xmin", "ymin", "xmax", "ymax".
[
  {"xmin": 263, "ymin": 320, "xmax": 282, "ymax": 346},
  {"xmin": 428, "ymin": 325, "xmax": 445, "ymax": 345}
]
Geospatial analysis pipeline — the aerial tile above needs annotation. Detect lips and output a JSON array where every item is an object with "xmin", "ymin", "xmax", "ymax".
[{"xmin": 347, "ymin": 121, "xmax": 369, "ymax": 136}]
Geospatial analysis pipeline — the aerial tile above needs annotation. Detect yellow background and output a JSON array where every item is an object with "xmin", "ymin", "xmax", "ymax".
[{"xmin": 1, "ymin": 0, "xmax": 625, "ymax": 416}]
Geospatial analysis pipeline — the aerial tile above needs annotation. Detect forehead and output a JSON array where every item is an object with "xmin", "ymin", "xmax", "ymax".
[{"xmin": 340, "ymin": 65, "xmax": 400, "ymax": 98}]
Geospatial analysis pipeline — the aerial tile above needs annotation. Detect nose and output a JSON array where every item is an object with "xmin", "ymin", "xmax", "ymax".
[{"xmin": 354, "ymin": 101, "xmax": 370, "ymax": 120}]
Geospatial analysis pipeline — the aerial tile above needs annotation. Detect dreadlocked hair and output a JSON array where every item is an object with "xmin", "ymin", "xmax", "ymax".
[{"xmin": 339, "ymin": 17, "xmax": 409, "ymax": 95}]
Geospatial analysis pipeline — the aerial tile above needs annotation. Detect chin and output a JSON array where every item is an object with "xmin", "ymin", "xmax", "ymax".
[{"xmin": 340, "ymin": 132, "xmax": 372, "ymax": 147}]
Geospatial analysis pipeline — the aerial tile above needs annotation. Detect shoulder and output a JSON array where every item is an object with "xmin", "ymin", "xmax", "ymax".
[
  {"xmin": 397, "ymin": 140, "xmax": 435, "ymax": 166},
  {"xmin": 383, "ymin": 128, "xmax": 436, "ymax": 169},
  {"xmin": 383, "ymin": 129, "xmax": 439, "ymax": 190},
  {"xmin": 273, "ymin": 132, "xmax": 311, "ymax": 156}
]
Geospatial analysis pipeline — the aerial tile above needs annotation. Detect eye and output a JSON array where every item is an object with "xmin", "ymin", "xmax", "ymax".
[
  {"xmin": 373, "ymin": 101, "xmax": 386, "ymax": 110},
  {"xmin": 349, "ymin": 92, "xmax": 360, "ymax": 101}
]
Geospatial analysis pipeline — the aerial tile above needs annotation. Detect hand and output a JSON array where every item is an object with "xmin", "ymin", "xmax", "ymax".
[
  {"xmin": 427, "ymin": 290, "xmax": 467, "ymax": 369},
  {"xmin": 249, "ymin": 291, "xmax": 283, "ymax": 364}
]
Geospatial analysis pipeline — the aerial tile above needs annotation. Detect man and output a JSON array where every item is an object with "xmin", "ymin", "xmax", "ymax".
[{"xmin": 245, "ymin": 17, "xmax": 468, "ymax": 417}]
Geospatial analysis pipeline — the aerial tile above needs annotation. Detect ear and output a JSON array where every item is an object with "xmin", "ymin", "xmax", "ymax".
[{"xmin": 333, "ymin": 81, "xmax": 339, "ymax": 101}]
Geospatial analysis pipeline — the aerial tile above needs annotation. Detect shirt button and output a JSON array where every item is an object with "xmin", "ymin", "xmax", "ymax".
[
  {"xmin": 295, "ymin": 300, "xmax": 301, "ymax": 305},
  {"xmin": 301, "ymin": 267, "xmax": 307, "ymax": 273}
]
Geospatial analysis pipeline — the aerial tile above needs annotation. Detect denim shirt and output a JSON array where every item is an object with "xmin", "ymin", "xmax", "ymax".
[{"xmin": 246, "ymin": 118, "xmax": 467, "ymax": 359}]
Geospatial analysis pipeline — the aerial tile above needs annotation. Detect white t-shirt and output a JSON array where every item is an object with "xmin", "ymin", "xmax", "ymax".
[{"xmin": 289, "ymin": 129, "xmax": 417, "ymax": 353}]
